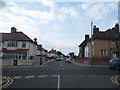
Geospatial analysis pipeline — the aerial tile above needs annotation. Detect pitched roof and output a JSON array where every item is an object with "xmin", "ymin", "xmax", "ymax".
[
  {"xmin": 92, "ymin": 24, "xmax": 120, "ymax": 40},
  {"xmin": 37, "ymin": 45, "xmax": 48, "ymax": 52},
  {"xmin": 48, "ymin": 49, "xmax": 56, "ymax": 54},
  {"xmin": 79, "ymin": 23, "xmax": 120, "ymax": 47},
  {"xmin": 37, "ymin": 45, "xmax": 42, "ymax": 50},
  {"xmin": 0, "ymin": 32, "xmax": 33, "ymax": 42}
]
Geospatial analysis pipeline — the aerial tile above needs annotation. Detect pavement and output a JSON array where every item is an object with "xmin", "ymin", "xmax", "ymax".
[
  {"xmin": 72, "ymin": 61, "xmax": 109, "ymax": 68},
  {"xmin": 1, "ymin": 59, "xmax": 55, "ymax": 69}
]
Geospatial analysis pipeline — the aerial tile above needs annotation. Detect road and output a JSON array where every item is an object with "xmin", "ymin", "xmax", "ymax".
[{"xmin": 2, "ymin": 59, "xmax": 120, "ymax": 89}]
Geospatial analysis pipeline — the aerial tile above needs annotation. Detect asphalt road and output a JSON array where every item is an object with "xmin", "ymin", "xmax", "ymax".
[{"xmin": 2, "ymin": 59, "xmax": 120, "ymax": 89}]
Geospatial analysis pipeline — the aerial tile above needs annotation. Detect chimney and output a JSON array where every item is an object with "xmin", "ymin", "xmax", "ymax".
[
  {"xmin": 93, "ymin": 25, "xmax": 99, "ymax": 34},
  {"xmin": 115, "ymin": 23, "xmax": 119, "ymax": 32},
  {"xmin": 39, "ymin": 44, "xmax": 42, "ymax": 48},
  {"xmin": 85, "ymin": 35, "xmax": 89, "ymax": 41},
  {"xmin": 34, "ymin": 38, "xmax": 37, "ymax": 44},
  {"xmin": 11, "ymin": 27, "xmax": 17, "ymax": 34}
]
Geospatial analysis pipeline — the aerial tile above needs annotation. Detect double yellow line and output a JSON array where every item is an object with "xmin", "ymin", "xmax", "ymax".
[
  {"xmin": 0, "ymin": 76, "xmax": 13, "ymax": 89},
  {"xmin": 111, "ymin": 75, "xmax": 120, "ymax": 86}
]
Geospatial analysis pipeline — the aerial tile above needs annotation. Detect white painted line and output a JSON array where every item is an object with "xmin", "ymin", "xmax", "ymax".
[
  {"xmin": 98, "ymin": 75, "xmax": 110, "ymax": 77},
  {"xmin": 88, "ymin": 75, "xmax": 96, "ymax": 77},
  {"xmin": 57, "ymin": 75, "xmax": 60, "ymax": 90},
  {"xmin": 60, "ymin": 61, "xmax": 62, "ymax": 67},
  {"xmin": 76, "ymin": 74, "xmax": 84, "ymax": 77},
  {"xmin": 52, "ymin": 75, "xmax": 58, "ymax": 77},
  {"xmin": 60, "ymin": 68, "xmax": 65, "ymax": 69},
  {"xmin": 38, "ymin": 75, "xmax": 47, "ymax": 78},
  {"xmin": 13, "ymin": 76, "xmax": 23, "ymax": 79},
  {"xmin": 25, "ymin": 75, "xmax": 35, "ymax": 79}
]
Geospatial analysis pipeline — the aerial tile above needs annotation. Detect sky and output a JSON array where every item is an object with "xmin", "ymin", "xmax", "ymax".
[{"xmin": 0, "ymin": 0, "xmax": 119, "ymax": 55}]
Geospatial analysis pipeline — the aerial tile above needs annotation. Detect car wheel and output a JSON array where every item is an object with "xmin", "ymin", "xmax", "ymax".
[{"xmin": 115, "ymin": 66, "xmax": 120, "ymax": 70}]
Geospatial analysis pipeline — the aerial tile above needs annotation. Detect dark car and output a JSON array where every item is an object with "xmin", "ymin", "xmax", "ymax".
[
  {"xmin": 56, "ymin": 58, "xmax": 61, "ymax": 61},
  {"xmin": 108, "ymin": 58, "xmax": 120, "ymax": 69}
]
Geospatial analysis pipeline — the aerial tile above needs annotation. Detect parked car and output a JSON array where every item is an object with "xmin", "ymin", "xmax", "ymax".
[
  {"xmin": 56, "ymin": 58, "xmax": 61, "ymax": 61},
  {"xmin": 108, "ymin": 58, "xmax": 120, "ymax": 69},
  {"xmin": 66, "ymin": 58, "xmax": 71, "ymax": 62}
]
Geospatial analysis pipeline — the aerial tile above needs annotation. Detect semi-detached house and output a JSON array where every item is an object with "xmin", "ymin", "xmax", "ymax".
[
  {"xmin": 0, "ymin": 27, "xmax": 38, "ymax": 66},
  {"xmin": 78, "ymin": 23, "xmax": 120, "ymax": 64}
]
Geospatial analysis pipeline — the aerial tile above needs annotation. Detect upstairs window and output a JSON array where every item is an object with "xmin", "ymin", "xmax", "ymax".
[
  {"xmin": 101, "ymin": 49, "xmax": 107, "ymax": 56},
  {"xmin": 22, "ymin": 42, "xmax": 26, "ymax": 48},
  {"xmin": 7, "ymin": 41, "xmax": 17, "ymax": 47}
]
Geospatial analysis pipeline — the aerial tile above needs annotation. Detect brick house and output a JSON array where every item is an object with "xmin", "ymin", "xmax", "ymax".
[
  {"xmin": 0, "ymin": 27, "xmax": 38, "ymax": 66},
  {"xmin": 78, "ymin": 23, "xmax": 120, "ymax": 64}
]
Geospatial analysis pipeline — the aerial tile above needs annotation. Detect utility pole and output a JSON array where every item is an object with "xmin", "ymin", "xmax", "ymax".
[{"xmin": 91, "ymin": 21, "xmax": 93, "ymax": 66}]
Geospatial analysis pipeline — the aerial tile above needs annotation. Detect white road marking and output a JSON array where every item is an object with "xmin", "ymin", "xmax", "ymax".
[
  {"xmin": 75, "ymin": 74, "xmax": 85, "ymax": 77},
  {"xmin": 52, "ymin": 75, "xmax": 58, "ymax": 77},
  {"xmin": 13, "ymin": 76, "xmax": 23, "ymax": 79},
  {"xmin": 88, "ymin": 75, "xmax": 97, "ymax": 77},
  {"xmin": 60, "ymin": 61, "xmax": 62, "ymax": 67},
  {"xmin": 57, "ymin": 75, "xmax": 60, "ymax": 90},
  {"xmin": 38, "ymin": 75, "xmax": 47, "ymax": 78},
  {"xmin": 25, "ymin": 75, "xmax": 35, "ymax": 79}
]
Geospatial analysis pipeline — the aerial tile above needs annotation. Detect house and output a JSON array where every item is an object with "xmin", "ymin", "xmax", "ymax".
[
  {"xmin": 36, "ymin": 44, "xmax": 48, "ymax": 61},
  {"xmin": 48, "ymin": 49, "xmax": 57, "ymax": 59},
  {"xmin": 78, "ymin": 23, "xmax": 120, "ymax": 64},
  {"xmin": 0, "ymin": 27, "xmax": 38, "ymax": 66}
]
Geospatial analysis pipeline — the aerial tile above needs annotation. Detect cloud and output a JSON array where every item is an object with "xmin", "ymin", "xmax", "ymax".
[
  {"xmin": 41, "ymin": 0, "xmax": 56, "ymax": 8},
  {"xmin": 81, "ymin": 2, "xmax": 117, "ymax": 20},
  {"xmin": 0, "ymin": 1, "xmax": 117, "ymax": 55},
  {"xmin": 0, "ymin": 0, "xmax": 6, "ymax": 8},
  {"xmin": 58, "ymin": 6, "xmax": 79, "ymax": 22}
]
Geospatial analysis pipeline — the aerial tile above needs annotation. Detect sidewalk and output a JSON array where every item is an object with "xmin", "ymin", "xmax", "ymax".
[
  {"xmin": 2, "ymin": 59, "xmax": 54, "ymax": 69},
  {"xmin": 72, "ymin": 61, "xmax": 109, "ymax": 68}
]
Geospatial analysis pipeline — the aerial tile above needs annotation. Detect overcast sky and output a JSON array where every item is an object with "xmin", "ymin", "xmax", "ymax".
[{"xmin": 0, "ymin": 0, "xmax": 118, "ymax": 55}]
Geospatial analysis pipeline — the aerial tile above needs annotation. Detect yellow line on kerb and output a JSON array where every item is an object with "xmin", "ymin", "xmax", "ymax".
[
  {"xmin": 111, "ymin": 75, "xmax": 120, "ymax": 86},
  {"xmin": 0, "ymin": 76, "xmax": 13, "ymax": 89}
]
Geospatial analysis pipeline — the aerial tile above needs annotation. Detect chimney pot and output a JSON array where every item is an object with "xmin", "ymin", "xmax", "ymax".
[
  {"xmin": 93, "ymin": 25, "xmax": 99, "ymax": 34},
  {"xmin": 85, "ymin": 35, "xmax": 89, "ymax": 41},
  {"xmin": 11, "ymin": 27, "xmax": 17, "ymax": 34}
]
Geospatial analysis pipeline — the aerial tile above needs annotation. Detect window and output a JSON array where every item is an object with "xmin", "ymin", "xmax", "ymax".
[
  {"xmin": 22, "ymin": 42, "xmax": 26, "ymax": 48},
  {"xmin": 3, "ymin": 52, "xmax": 27, "ymax": 60},
  {"xmin": 101, "ymin": 49, "xmax": 107, "ymax": 56},
  {"xmin": 0, "ymin": 43, "xmax": 2, "ymax": 49},
  {"xmin": 8, "ymin": 41, "xmax": 17, "ymax": 47}
]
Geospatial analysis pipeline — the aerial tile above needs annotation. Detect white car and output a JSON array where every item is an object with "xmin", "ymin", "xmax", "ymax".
[{"xmin": 66, "ymin": 58, "xmax": 71, "ymax": 62}]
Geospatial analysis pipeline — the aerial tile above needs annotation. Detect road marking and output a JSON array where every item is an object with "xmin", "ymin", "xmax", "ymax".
[
  {"xmin": 60, "ymin": 68, "xmax": 65, "ymax": 69},
  {"xmin": 38, "ymin": 75, "xmax": 47, "ymax": 78},
  {"xmin": 111, "ymin": 75, "xmax": 120, "ymax": 86},
  {"xmin": 60, "ymin": 61, "xmax": 62, "ymax": 67},
  {"xmin": 0, "ymin": 76, "xmax": 13, "ymax": 89},
  {"xmin": 52, "ymin": 75, "xmax": 59, "ymax": 77},
  {"xmin": 75, "ymin": 74, "xmax": 84, "ymax": 77},
  {"xmin": 25, "ymin": 75, "xmax": 35, "ymax": 79},
  {"xmin": 13, "ymin": 76, "xmax": 23, "ymax": 79},
  {"xmin": 88, "ymin": 75, "xmax": 97, "ymax": 77},
  {"xmin": 57, "ymin": 75, "xmax": 60, "ymax": 90}
]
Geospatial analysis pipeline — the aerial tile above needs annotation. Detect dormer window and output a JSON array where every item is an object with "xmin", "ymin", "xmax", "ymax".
[{"xmin": 7, "ymin": 41, "xmax": 17, "ymax": 47}]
